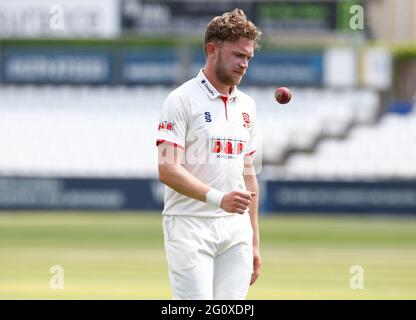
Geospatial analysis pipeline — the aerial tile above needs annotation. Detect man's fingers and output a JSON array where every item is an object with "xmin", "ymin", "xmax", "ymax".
[
  {"xmin": 250, "ymin": 255, "xmax": 261, "ymax": 285},
  {"xmin": 235, "ymin": 191, "xmax": 256, "ymax": 200},
  {"xmin": 227, "ymin": 191, "xmax": 257, "ymax": 213},
  {"xmin": 235, "ymin": 203, "xmax": 247, "ymax": 211},
  {"xmin": 236, "ymin": 192, "xmax": 251, "ymax": 200},
  {"xmin": 250, "ymin": 266, "xmax": 261, "ymax": 285},
  {"xmin": 235, "ymin": 196, "xmax": 250, "ymax": 206},
  {"xmin": 250, "ymin": 272, "xmax": 259, "ymax": 286}
]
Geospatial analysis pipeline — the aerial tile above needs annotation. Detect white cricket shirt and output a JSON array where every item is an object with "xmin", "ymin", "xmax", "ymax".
[{"xmin": 156, "ymin": 69, "xmax": 257, "ymax": 217}]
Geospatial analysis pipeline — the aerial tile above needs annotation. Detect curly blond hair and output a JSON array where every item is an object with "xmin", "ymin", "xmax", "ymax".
[{"xmin": 204, "ymin": 8, "xmax": 261, "ymax": 56}]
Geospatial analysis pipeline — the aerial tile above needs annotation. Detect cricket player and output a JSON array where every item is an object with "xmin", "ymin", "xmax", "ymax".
[{"xmin": 156, "ymin": 8, "xmax": 261, "ymax": 300}]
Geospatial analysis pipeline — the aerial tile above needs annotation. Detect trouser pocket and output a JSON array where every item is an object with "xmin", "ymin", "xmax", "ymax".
[
  {"xmin": 164, "ymin": 216, "xmax": 198, "ymax": 271},
  {"xmin": 162, "ymin": 215, "xmax": 175, "ymax": 241},
  {"xmin": 165, "ymin": 238, "xmax": 198, "ymax": 271}
]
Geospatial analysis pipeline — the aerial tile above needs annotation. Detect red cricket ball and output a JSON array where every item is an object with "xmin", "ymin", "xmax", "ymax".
[{"xmin": 275, "ymin": 87, "xmax": 292, "ymax": 104}]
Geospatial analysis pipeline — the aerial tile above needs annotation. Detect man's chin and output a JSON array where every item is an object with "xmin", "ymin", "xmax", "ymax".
[
  {"xmin": 228, "ymin": 75, "xmax": 242, "ymax": 86},
  {"xmin": 232, "ymin": 75, "xmax": 243, "ymax": 86},
  {"xmin": 222, "ymin": 79, "xmax": 239, "ymax": 86},
  {"xmin": 233, "ymin": 77, "xmax": 242, "ymax": 86}
]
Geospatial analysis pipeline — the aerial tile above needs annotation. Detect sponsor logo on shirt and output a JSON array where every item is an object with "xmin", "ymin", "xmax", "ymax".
[
  {"xmin": 201, "ymin": 79, "xmax": 215, "ymax": 96},
  {"xmin": 210, "ymin": 138, "xmax": 246, "ymax": 159},
  {"xmin": 158, "ymin": 121, "xmax": 174, "ymax": 132}
]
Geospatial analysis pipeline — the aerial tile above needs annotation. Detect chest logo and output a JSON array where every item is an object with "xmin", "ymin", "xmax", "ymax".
[{"xmin": 242, "ymin": 112, "xmax": 251, "ymax": 128}]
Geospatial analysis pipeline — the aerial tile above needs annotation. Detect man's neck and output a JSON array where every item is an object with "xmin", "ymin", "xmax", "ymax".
[{"xmin": 202, "ymin": 67, "xmax": 232, "ymax": 97}]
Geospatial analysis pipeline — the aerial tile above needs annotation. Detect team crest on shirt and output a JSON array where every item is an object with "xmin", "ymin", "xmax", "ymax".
[{"xmin": 242, "ymin": 112, "xmax": 251, "ymax": 128}]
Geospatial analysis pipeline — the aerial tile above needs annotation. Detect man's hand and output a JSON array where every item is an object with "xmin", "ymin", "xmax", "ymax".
[
  {"xmin": 250, "ymin": 248, "xmax": 261, "ymax": 285},
  {"xmin": 220, "ymin": 191, "xmax": 256, "ymax": 214}
]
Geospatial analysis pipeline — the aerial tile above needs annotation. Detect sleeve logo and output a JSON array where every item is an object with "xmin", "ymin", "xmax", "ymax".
[{"xmin": 158, "ymin": 121, "xmax": 174, "ymax": 132}]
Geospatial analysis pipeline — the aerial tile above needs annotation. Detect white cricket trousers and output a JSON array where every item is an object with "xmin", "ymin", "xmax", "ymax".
[{"xmin": 162, "ymin": 213, "xmax": 253, "ymax": 300}]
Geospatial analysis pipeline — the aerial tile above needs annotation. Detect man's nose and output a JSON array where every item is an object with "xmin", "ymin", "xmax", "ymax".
[{"xmin": 239, "ymin": 59, "xmax": 248, "ymax": 69}]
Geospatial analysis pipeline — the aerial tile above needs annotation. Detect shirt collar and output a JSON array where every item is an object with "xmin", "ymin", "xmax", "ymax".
[{"xmin": 197, "ymin": 69, "xmax": 238, "ymax": 101}]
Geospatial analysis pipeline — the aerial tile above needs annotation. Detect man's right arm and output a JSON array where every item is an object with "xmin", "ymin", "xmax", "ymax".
[{"xmin": 158, "ymin": 143, "xmax": 253, "ymax": 214}]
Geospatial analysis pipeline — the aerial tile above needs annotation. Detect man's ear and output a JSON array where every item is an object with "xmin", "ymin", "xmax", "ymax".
[{"xmin": 206, "ymin": 42, "xmax": 217, "ymax": 57}]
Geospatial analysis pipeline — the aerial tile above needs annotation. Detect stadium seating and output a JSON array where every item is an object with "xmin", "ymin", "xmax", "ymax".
[
  {"xmin": 1, "ymin": 85, "xmax": 399, "ymax": 180},
  {"xmin": 0, "ymin": 85, "xmax": 161, "ymax": 177},
  {"xmin": 249, "ymin": 87, "xmax": 380, "ymax": 164},
  {"xmin": 280, "ymin": 111, "xmax": 416, "ymax": 180}
]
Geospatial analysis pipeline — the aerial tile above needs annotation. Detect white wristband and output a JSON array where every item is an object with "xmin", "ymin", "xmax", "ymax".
[{"xmin": 206, "ymin": 188, "xmax": 225, "ymax": 208}]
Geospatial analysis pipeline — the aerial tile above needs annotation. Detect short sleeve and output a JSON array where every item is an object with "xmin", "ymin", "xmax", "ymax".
[
  {"xmin": 156, "ymin": 92, "xmax": 188, "ymax": 149},
  {"xmin": 245, "ymin": 100, "xmax": 257, "ymax": 156}
]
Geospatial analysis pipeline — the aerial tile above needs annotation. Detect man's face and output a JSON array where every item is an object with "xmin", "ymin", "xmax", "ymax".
[{"xmin": 214, "ymin": 37, "xmax": 255, "ymax": 86}]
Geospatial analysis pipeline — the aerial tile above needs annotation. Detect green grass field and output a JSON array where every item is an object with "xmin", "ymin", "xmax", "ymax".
[{"xmin": 1, "ymin": 212, "xmax": 416, "ymax": 299}]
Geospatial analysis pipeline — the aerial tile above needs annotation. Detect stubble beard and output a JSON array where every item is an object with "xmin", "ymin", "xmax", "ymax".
[{"xmin": 215, "ymin": 51, "xmax": 240, "ymax": 86}]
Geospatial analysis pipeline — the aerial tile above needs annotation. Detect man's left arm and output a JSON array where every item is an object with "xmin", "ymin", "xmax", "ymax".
[{"xmin": 243, "ymin": 155, "xmax": 261, "ymax": 286}]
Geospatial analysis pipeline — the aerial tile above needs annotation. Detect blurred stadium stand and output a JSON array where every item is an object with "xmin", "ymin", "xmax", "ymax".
[
  {"xmin": 273, "ymin": 109, "xmax": 416, "ymax": 181},
  {"xmin": 1, "ymin": 0, "xmax": 415, "ymax": 213},
  {"xmin": 248, "ymin": 87, "xmax": 380, "ymax": 165},
  {"xmin": 0, "ymin": 85, "xmax": 161, "ymax": 178},
  {"xmin": 0, "ymin": 85, "xmax": 400, "ymax": 180}
]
